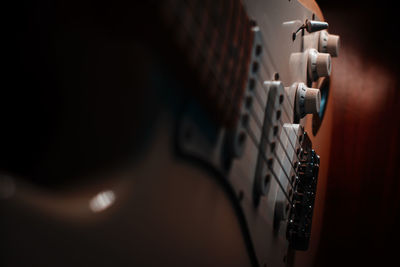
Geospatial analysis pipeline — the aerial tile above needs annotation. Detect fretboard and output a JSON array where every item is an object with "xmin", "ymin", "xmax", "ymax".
[{"xmin": 159, "ymin": 0, "xmax": 254, "ymax": 128}]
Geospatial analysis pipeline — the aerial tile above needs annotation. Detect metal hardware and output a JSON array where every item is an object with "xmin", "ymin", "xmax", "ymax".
[{"xmin": 286, "ymin": 132, "xmax": 320, "ymax": 250}]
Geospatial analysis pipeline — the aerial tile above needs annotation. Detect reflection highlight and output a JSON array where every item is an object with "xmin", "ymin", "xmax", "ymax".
[{"xmin": 89, "ymin": 190, "xmax": 116, "ymax": 213}]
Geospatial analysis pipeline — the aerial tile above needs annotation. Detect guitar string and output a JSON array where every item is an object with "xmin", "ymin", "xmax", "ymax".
[
  {"xmin": 255, "ymin": 74, "xmax": 302, "ymax": 162},
  {"xmin": 184, "ymin": 0, "xmax": 317, "ymax": 232},
  {"xmin": 178, "ymin": 0, "xmax": 304, "ymax": 169},
  {"xmin": 251, "ymin": 30, "xmax": 318, "ymax": 192},
  {"xmin": 245, "ymin": 126, "xmax": 293, "ymax": 204},
  {"xmin": 176, "ymin": 1, "xmax": 302, "ymax": 203},
  {"xmin": 235, "ymin": 25, "xmax": 306, "ymax": 189},
  {"xmin": 179, "ymin": 0, "xmax": 308, "ymax": 157},
  {"xmin": 255, "ymin": 33, "xmax": 319, "ymax": 192},
  {"xmin": 250, "ymin": 77, "xmax": 302, "ymax": 184},
  {"xmin": 252, "ymin": 77, "xmax": 306, "ymax": 190},
  {"xmin": 179, "ymin": 0, "xmax": 301, "ymax": 200},
  {"xmin": 252, "ymin": 39, "xmax": 304, "ymax": 164},
  {"xmin": 251, "ymin": 78, "xmax": 310, "ymax": 193},
  {"xmin": 249, "ymin": 15, "xmax": 319, "ymax": 193},
  {"xmin": 256, "ymin": 31, "xmax": 312, "ymax": 159},
  {"xmin": 249, "ymin": 75, "xmax": 311, "ymax": 195},
  {"xmin": 245, "ymin": 65, "xmax": 299, "ymax": 189},
  {"xmin": 251, "ymin": 76, "xmax": 310, "ymax": 193},
  {"xmin": 252, "ymin": 79, "xmax": 300, "ymax": 169},
  {"xmin": 219, "ymin": 1, "xmax": 301, "ymax": 200},
  {"xmin": 239, "ymin": 26, "xmax": 306, "ymax": 172},
  {"xmin": 248, "ymin": 103, "xmax": 296, "ymax": 191}
]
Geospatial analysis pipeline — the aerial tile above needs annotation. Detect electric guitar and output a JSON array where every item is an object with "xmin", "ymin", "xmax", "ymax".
[{"xmin": 1, "ymin": 1, "xmax": 340, "ymax": 266}]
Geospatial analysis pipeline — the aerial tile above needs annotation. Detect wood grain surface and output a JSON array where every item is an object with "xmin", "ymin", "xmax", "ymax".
[{"xmin": 314, "ymin": 2, "xmax": 400, "ymax": 266}]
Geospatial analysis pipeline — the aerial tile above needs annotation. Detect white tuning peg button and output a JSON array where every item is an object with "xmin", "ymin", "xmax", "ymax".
[
  {"xmin": 295, "ymin": 83, "xmax": 321, "ymax": 118},
  {"xmin": 319, "ymin": 31, "xmax": 340, "ymax": 57},
  {"xmin": 307, "ymin": 49, "xmax": 331, "ymax": 82}
]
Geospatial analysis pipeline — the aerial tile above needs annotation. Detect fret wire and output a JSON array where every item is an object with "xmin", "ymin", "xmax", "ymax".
[{"xmin": 177, "ymin": 0, "xmax": 245, "ymax": 126}]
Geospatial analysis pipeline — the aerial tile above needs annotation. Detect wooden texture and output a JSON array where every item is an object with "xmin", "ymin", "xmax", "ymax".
[
  {"xmin": 298, "ymin": 0, "xmax": 324, "ymax": 20},
  {"xmin": 313, "ymin": 2, "xmax": 400, "ymax": 266}
]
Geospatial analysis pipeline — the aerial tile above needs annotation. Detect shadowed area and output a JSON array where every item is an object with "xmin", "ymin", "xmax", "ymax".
[{"xmin": 315, "ymin": 1, "xmax": 400, "ymax": 266}]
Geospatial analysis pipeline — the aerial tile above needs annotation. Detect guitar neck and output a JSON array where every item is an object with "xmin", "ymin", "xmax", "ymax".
[{"xmin": 159, "ymin": 0, "xmax": 254, "ymax": 128}]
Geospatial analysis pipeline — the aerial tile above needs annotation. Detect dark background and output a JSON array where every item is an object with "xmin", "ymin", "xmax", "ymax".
[{"xmin": 315, "ymin": 1, "xmax": 400, "ymax": 266}]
